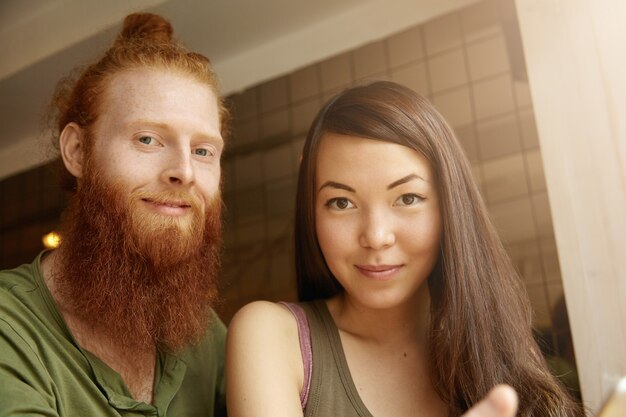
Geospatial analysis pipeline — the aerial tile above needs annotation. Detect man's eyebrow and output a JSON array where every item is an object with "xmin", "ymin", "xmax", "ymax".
[
  {"xmin": 129, "ymin": 119, "xmax": 223, "ymax": 142},
  {"xmin": 130, "ymin": 119, "xmax": 169, "ymax": 128},
  {"xmin": 387, "ymin": 174, "xmax": 427, "ymax": 190},
  {"xmin": 318, "ymin": 181, "xmax": 355, "ymax": 193}
]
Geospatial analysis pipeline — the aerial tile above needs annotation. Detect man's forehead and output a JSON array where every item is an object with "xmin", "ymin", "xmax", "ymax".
[
  {"xmin": 99, "ymin": 68, "xmax": 220, "ymax": 123},
  {"xmin": 86, "ymin": 68, "xmax": 223, "ymax": 146},
  {"xmin": 104, "ymin": 68, "xmax": 215, "ymax": 101}
]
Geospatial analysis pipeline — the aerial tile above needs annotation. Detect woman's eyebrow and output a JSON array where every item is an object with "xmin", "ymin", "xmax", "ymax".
[
  {"xmin": 387, "ymin": 174, "xmax": 427, "ymax": 190},
  {"xmin": 318, "ymin": 181, "xmax": 355, "ymax": 192}
]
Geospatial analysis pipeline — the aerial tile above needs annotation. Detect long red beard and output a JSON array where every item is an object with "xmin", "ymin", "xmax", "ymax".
[{"xmin": 55, "ymin": 168, "xmax": 222, "ymax": 353}]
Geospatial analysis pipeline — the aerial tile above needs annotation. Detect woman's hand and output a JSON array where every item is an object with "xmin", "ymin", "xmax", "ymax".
[{"xmin": 461, "ymin": 385, "xmax": 518, "ymax": 417}]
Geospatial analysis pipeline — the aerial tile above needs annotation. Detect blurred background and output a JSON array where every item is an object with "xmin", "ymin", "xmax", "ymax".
[{"xmin": 3, "ymin": 0, "xmax": 620, "ymax": 406}]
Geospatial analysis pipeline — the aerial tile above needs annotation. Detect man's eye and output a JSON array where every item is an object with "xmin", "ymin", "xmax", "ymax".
[
  {"xmin": 326, "ymin": 198, "xmax": 354, "ymax": 210},
  {"xmin": 194, "ymin": 148, "xmax": 210, "ymax": 157},
  {"xmin": 138, "ymin": 136, "xmax": 155, "ymax": 145},
  {"xmin": 194, "ymin": 145, "xmax": 218, "ymax": 157}
]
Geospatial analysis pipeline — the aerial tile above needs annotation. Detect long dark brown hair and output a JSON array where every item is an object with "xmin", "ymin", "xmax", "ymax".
[{"xmin": 294, "ymin": 81, "xmax": 584, "ymax": 416}]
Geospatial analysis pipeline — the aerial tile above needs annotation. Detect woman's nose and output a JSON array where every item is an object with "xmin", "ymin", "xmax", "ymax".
[{"xmin": 358, "ymin": 210, "xmax": 396, "ymax": 250}]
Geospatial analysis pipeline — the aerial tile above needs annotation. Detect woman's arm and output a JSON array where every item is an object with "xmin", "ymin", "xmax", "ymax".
[{"xmin": 226, "ymin": 301, "xmax": 305, "ymax": 417}]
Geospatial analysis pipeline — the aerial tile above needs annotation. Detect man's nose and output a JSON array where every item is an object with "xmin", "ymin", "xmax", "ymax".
[
  {"xmin": 358, "ymin": 209, "xmax": 396, "ymax": 250},
  {"xmin": 161, "ymin": 148, "xmax": 194, "ymax": 186}
]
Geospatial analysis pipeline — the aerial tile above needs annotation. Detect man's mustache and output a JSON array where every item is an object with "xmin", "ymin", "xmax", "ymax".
[{"xmin": 132, "ymin": 189, "xmax": 203, "ymax": 210}]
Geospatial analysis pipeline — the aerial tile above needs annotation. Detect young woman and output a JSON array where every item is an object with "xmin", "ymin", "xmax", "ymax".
[{"xmin": 226, "ymin": 81, "xmax": 584, "ymax": 417}]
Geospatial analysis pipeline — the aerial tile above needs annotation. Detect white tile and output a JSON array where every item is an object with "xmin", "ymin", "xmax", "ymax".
[
  {"xmin": 514, "ymin": 79, "xmax": 533, "ymax": 108},
  {"xmin": 221, "ymin": 160, "xmax": 235, "ymax": 193},
  {"xmin": 233, "ymin": 117, "xmax": 259, "ymax": 146},
  {"xmin": 541, "ymin": 237, "xmax": 563, "ymax": 284},
  {"xmin": 230, "ymin": 88, "xmax": 258, "ymax": 119},
  {"xmin": 388, "ymin": 25, "xmax": 424, "ymax": 68},
  {"xmin": 235, "ymin": 185, "xmax": 265, "ymax": 224},
  {"xmin": 267, "ymin": 214, "xmax": 294, "ymax": 242},
  {"xmin": 423, "ymin": 12, "xmax": 463, "ymax": 56},
  {"xmin": 461, "ymin": 0, "xmax": 502, "ymax": 42},
  {"xmin": 354, "ymin": 72, "xmax": 389, "ymax": 86},
  {"xmin": 322, "ymin": 88, "xmax": 341, "ymax": 104},
  {"xmin": 235, "ymin": 221, "xmax": 266, "ymax": 247},
  {"xmin": 239, "ymin": 257, "xmax": 269, "ymax": 298},
  {"xmin": 520, "ymin": 255, "xmax": 545, "ymax": 287},
  {"xmin": 490, "ymin": 196, "xmax": 537, "ymax": 244},
  {"xmin": 547, "ymin": 283, "xmax": 565, "ymax": 311},
  {"xmin": 261, "ymin": 109, "xmax": 289, "ymax": 139},
  {"xmin": 353, "ymin": 41, "xmax": 387, "ymax": 80},
  {"xmin": 320, "ymin": 53, "xmax": 352, "ymax": 92},
  {"xmin": 532, "ymin": 192, "xmax": 554, "ymax": 238},
  {"xmin": 473, "ymin": 74, "xmax": 516, "ymax": 120},
  {"xmin": 476, "ymin": 113, "xmax": 522, "ymax": 160},
  {"xmin": 263, "ymin": 143, "xmax": 294, "ymax": 181},
  {"xmin": 291, "ymin": 97, "xmax": 321, "ymax": 136},
  {"xmin": 292, "ymin": 136, "xmax": 306, "ymax": 173},
  {"xmin": 525, "ymin": 149, "xmax": 547, "ymax": 192},
  {"xmin": 235, "ymin": 153, "xmax": 263, "ymax": 189},
  {"xmin": 427, "ymin": 48, "xmax": 468, "ymax": 92},
  {"xmin": 391, "ymin": 61, "xmax": 429, "ymax": 95},
  {"xmin": 466, "ymin": 35, "xmax": 510, "ymax": 81},
  {"xmin": 433, "ymin": 87, "xmax": 473, "ymax": 127},
  {"xmin": 265, "ymin": 177, "xmax": 297, "ymax": 217},
  {"xmin": 526, "ymin": 284, "xmax": 551, "ymax": 328},
  {"xmin": 519, "ymin": 109, "xmax": 540, "ymax": 149},
  {"xmin": 222, "ymin": 215, "xmax": 236, "ymax": 248},
  {"xmin": 482, "ymin": 153, "xmax": 529, "ymax": 202},
  {"xmin": 507, "ymin": 240, "xmax": 544, "ymax": 285},
  {"xmin": 471, "ymin": 162, "xmax": 485, "ymax": 196},
  {"xmin": 260, "ymin": 77, "xmax": 288, "ymax": 113},
  {"xmin": 290, "ymin": 65, "xmax": 320, "ymax": 102},
  {"xmin": 454, "ymin": 125, "xmax": 479, "ymax": 162},
  {"xmin": 269, "ymin": 250, "xmax": 296, "ymax": 294},
  {"xmin": 221, "ymin": 284, "xmax": 242, "ymax": 319}
]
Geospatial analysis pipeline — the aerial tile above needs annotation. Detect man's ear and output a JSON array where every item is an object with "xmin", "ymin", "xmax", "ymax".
[{"xmin": 59, "ymin": 122, "xmax": 86, "ymax": 178}]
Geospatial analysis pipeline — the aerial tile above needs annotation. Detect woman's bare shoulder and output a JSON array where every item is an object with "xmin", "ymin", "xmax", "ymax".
[
  {"xmin": 227, "ymin": 300, "xmax": 303, "ymax": 360},
  {"xmin": 226, "ymin": 300, "xmax": 305, "ymax": 416},
  {"xmin": 229, "ymin": 300, "xmax": 299, "ymax": 334}
]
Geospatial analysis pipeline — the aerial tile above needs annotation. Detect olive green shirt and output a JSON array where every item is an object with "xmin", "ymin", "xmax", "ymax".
[{"xmin": 0, "ymin": 253, "xmax": 227, "ymax": 417}]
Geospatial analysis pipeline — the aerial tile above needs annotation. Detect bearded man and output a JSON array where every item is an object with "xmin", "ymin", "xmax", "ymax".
[{"xmin": 0, "ymin": 13, "xmax": 228, "ymax": 416}]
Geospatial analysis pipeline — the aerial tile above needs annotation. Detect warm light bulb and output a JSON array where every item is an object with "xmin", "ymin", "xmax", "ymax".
[{"xmin": 42, "ymin": 231, "xmax": 62, "ymax": 249}]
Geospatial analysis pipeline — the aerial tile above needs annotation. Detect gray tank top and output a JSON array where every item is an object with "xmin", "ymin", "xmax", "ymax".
[{"xmin": 287, "ymin": 300, "xmax": 375, "ymax": 417}]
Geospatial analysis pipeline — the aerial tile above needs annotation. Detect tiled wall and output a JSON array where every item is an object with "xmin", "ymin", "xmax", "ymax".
[
  {"xmin": 0, "ymin": 163, "xmax": 66, "ymax": 270},
  {"xmin": 221, "ymin": 0, "xmax": 569, "ymax": 358},
  {"xmin": 0, "ymin": 0, "xmax": 575, "ymax": 388},
  {"xmin": 220, "ymin": 0, "xmax": 579, "ymax": 394}
]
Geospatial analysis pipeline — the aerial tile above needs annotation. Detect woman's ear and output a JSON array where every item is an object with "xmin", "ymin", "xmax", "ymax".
[{"xmin": 59, "ymin": 122, "xmax": 86, "ymax": 178}]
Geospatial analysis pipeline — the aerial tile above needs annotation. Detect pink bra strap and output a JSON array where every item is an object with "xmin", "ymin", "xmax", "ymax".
[{"xmin": 279, "ymin": 302, "xmax": 312, "ymax": 409}]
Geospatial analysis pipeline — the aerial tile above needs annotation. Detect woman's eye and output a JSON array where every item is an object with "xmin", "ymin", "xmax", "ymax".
[
  {"xmin": 138, "ymin": 136, "xmax": 156, "ymax": 145},
  {"xmin": 395, "ymin": 193, "xmax": 423, "ymax": 207},
  {"xmin": 326, "ymin": 198, "xmax": 354, "ymax": 210}
]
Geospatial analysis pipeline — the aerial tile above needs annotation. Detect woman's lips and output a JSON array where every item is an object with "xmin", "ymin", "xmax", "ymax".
[{"xmin": 355, "ymin": 264, "xmax": 403, "ymax": 280}]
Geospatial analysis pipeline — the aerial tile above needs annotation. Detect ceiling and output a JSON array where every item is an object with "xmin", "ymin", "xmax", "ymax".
[{"xmin": 0, "ymin": 0, "xmax": 478, "ymax": 180}]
